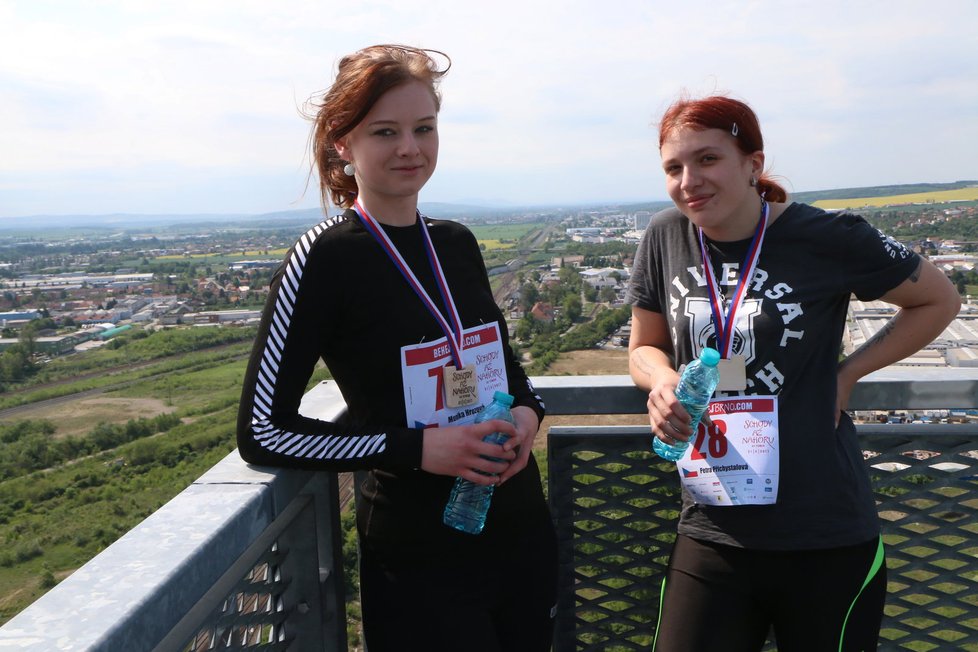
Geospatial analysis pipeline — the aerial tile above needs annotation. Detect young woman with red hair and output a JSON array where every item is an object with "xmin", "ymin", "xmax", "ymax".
[{"xmin": 627, "ymin": 94, "xmax": 960, "ymax": 651}]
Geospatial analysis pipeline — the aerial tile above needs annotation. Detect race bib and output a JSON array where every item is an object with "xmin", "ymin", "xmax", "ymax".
[
  {"xmin": 401, "ymin": 322, "xmax": 508, "ymax": 429},
  {"xmin": 675, "ymin": 396, "xmax": 780, "ymax": 506}
]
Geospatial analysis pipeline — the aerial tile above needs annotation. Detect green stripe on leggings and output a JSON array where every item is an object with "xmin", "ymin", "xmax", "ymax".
[
  {"xmin": 838, "ymin": 536, "xmax": 885, "ymax": 652},
  {"xmin": 651, "ymin": 577, "xmax": 667, "ymax": 651}
]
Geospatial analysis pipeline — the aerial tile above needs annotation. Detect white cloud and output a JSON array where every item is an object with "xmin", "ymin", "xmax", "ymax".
[{"xmin": 1, "ymin": 0, "xmax": 976, "ymax": 215}]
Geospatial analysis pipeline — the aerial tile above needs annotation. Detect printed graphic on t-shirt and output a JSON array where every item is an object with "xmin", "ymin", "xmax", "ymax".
[
  {"xmin": 670, "ymin": 264, "xmax": 804, "ymax": 395},
  {"xmin": 684, "ymin": 296, "xmax": 762, "ymax": 366},
  {"xmin": 876, "ymin": 228, "xmax": 913, "ymax": 260}
]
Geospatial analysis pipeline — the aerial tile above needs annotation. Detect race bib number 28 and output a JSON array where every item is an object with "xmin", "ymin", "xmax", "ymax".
[{"xmin": 676, "ymin": 396, "xmax": 780, "ymax": 506}]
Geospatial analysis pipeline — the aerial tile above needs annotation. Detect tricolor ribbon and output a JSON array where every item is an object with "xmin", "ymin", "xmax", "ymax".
[
  {"xmin": 697, "ymin": 201, "xmax": 769, "ymax": 359},
  {"xmin": 353, "ymin": 199, "xmax": 466, "ymax": 369}
]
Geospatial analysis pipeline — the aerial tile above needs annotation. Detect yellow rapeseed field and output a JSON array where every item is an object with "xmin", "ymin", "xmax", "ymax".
[
  {"xmin": 480, "ymin": 239, "xmax": 515, "ymax": 251},
  {"xmin": 813, "ymin": 187, "xmax": 978, "ymax": 210}
]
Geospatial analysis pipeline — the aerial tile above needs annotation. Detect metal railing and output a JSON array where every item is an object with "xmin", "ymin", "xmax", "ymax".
[
  {"xmin": 0, "ymin": 368, "xmax": 976, "ymax": 651},
  {"xmin": 540, "ymin": 367, "xmax": 978, "ymax": 651},
  {"xmin": 548, "ymin": 423, "xmax": 978, "ymax": 651}
]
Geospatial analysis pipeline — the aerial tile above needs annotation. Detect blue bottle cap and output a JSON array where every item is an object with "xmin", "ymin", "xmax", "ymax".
[
  {"xmin": 493, "ymin": 391, "xmax": 515, "ymax": 406},
  {"xmin": 700, "ymin": 347, "xmax": 721, "ymax": 367}
]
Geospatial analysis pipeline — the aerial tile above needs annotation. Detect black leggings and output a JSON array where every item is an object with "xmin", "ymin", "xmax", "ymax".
[
  {"xmin": 652, "ymin": 534, "xmax": 887, "ymax": 652},
  {"xmin": 359, "ymin": 516, "xmax": 558, "ymax": 652}
]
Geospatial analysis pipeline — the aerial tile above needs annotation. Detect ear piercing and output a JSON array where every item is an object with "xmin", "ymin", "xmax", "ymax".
[{"xmin": 343, "ymin": 163, "xmax": 355, "ymax": 176}]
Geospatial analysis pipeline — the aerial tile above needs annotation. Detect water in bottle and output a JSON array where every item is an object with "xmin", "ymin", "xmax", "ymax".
[
  {"xmin": 443, "ymin": 391, "xmax": 515, "ymax": 535},
  {"xmin": 653, "ymin": 347, "xmax": 721, "ymax": 461}
]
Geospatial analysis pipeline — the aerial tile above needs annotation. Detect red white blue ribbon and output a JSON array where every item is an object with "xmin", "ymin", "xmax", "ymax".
[
  {"xmin": 353, "ymin": 198, "xmax": 466, "ymax": 369},
  {"xmin": 697, "ymin": 201, "xmax": 769, "ymax": 359}
]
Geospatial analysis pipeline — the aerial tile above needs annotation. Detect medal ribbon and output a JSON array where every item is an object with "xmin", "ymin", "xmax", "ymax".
[
  {"xmin": 697, "ymin": 201, "xmax": 769, "ymax": 359},
  {"xmin": 353, "ymin": 199, "xmax": 466, "ymax": 369}
]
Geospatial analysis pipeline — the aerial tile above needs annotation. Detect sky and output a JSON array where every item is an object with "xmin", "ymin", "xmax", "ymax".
[{"xmin": 1, "ymin": 0, "xmax": 976, "ymax": 218}]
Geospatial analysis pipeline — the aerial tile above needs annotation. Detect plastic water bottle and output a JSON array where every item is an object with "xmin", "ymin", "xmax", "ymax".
[
  {"xmin": 443, "ymin": 391, "xmax": 515, "ymax": 535},
  {"xmin": 653, "ymin": 347, "xmax": 721, "ymax": 461}
]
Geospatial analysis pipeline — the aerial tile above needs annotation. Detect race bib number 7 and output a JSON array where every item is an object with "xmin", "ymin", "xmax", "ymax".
[{"xmin": 401, "ymin": 322, "xmax": 509, "ymax": 429}]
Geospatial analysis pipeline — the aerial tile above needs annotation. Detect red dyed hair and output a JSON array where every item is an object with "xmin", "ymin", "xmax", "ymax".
[
  {"xmin": 306, "ymin": 45, "xmax": 450, "ymax": 209},
  {"xmin": 658, "ymin": 95, "xmax": 787, "ymax": 202}
]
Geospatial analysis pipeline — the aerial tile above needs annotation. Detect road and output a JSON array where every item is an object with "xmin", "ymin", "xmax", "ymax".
[{"xmin": 491, "ymin": 221, "xmax": 560, "ymax": 304}]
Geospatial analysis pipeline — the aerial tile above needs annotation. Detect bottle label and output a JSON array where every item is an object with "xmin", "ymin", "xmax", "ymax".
[
  {"xmin": 675, "ymin": 395, "xmax": 780, "ymax": 506},
  {"xmin": 400, "ymin": 322, "xmax": 509, "ymax": 428}
]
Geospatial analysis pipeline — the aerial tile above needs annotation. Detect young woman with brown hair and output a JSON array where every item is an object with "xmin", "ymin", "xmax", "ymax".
[{"xmin": 237, "ymin": 45, "xmax": 556, "ymax": 652}]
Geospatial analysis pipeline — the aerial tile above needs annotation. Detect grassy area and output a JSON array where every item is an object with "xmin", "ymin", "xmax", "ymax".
[
  {"xmin": 0, "ymin": 345, "xmax": 252, "ymax": 411},
  {"xmin": 0, "ymin": 338, "xmax": 273, "ymax": 624},
  {"xmin": 813, "ymin": 187, "xmax": 978, "ymax": 210},
  {"xmin": 0, "ymin": 321, "xmax": 343, "ymax": 626},
  {"xmin": 469, "ymin": 222, "xmax": 539, "ymax": 238},
  {"xmin": 0, "ymin": 327, "xmax": 256, "ymax": 409}
]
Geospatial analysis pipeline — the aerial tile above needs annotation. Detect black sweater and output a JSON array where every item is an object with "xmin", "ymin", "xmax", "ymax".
[{"xmin": 237, "ymin": 209, "xmax": 548, "ymax": 559}]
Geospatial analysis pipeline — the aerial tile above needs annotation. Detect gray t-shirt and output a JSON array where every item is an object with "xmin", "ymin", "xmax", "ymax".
[{"xmin": 627, "ymin": 202, "xmax": 920, "ymax": 550}]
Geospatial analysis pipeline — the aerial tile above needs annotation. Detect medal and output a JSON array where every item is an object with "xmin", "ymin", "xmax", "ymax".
[
  {"xmin": 717, "ymin": 356, "xmax": 747, "ymax": 391},
  {"xmin": 698, "ymin": 200, "xmax": 769, "ymax": 387},
  {"xmin": 443, "ymin": 363, "xmax": 479, "ymax": 408}
]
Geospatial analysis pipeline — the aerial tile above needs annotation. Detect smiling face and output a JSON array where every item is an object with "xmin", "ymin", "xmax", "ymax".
[
  {"xmin": 334, "ymin": 80, "xmax": 439, "ymax": 223},
  {"xmin": 660, "ymin": 126, "xmax": 765, "ymax": 241}
]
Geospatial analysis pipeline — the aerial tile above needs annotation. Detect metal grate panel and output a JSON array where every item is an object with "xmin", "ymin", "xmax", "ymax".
[
  {"xmin": 549, "ymin": 424, "xmax": 978, "ymax": 652},
  {"xmin": 861, "ymin": 426, "xmax": 978, "ymax": 651},
  {"xmin": 156, "ymin": 474, "xmax": 346, "ymax": 652},
  {"xmin": 185, "ymin": 549, "xmax": 291, "ymax": 651}
]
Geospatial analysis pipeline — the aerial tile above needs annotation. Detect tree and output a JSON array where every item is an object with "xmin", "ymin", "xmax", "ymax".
[
  {"xmin": 563, "ymin": 295, "xmax": 582, "ymax": 322},
  {"xmin": 519, "ymin": 283, "xmax": 540, "ymax": 313},
  {"xmin": 0, "ymin": 345, "xmax": 30, "ymax": 384},
  {"xmin": 18, "ymin": 328, "xmax": 36, "ymax": 357},
  {"xmin": 558, "ymin": 266, "xmax": 582, "ymax": 290},
  {"xmin": 514, "ymin": 317, "xmax": 536, "ymax": 342}
]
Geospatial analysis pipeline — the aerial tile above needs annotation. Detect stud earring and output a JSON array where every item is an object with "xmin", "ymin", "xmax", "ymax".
[
  {"xmin": 343, "ymin": 163, "xmax": 355, "ymax": 177},
  {"xmin": 749, "ymin": 176, "xmax": 757, "ymax": 187}
]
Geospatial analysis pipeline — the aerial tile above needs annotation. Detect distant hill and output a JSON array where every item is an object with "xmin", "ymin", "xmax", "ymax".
[
  {"xmin": 0, "ymin": 212, "xmax": 257, "ymax": 231},
  {"xmin": 2, "ymin": 181, "xmax": 974, "ymax": 231},
  {"xmin": 0, "ymin": 202, "xmax": 520, "ymax": 232}
]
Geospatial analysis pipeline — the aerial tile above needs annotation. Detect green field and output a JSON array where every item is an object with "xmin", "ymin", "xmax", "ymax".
[
  {"xmin": 469, "ymin": 222, "xmax": 541, "ymax": 250},
  {"xmin": 0, "ymin": 327, "xmax": 330, "ymax": 624},
  {"xmin": 155, "ymin": 247, "xmax": 289, "ymax": 262}
]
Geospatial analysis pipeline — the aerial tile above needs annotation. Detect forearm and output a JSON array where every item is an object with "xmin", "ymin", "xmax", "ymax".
[
  {"xmin": 629, "ymin": 345, "xmax": 676, "ymax": 392},
  {"xmin": 840, "ymin": 258, "xmax": 960, "ymax": 388},
  {"xmin": 839, "ymin": 304, "xmax": 955, "ymax": 386}
]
